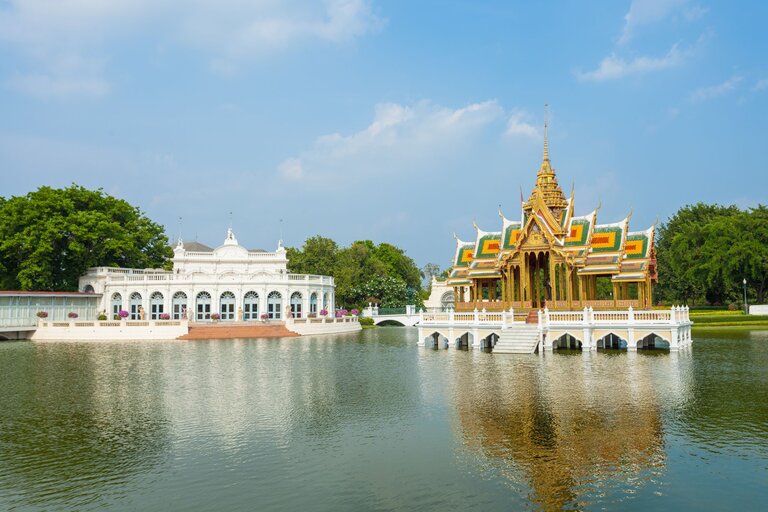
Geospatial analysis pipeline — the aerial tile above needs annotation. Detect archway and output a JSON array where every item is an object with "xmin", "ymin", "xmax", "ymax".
[
  {"xmin": 637, "ymin": 333, "xmax": 670, "ymax": 351},
  {"xmin": 196, "ymin": 291, "xmax": 211, "ymax": 321},
  {"xmin": 290, "ymin": 292, "xmax": 302, "ymax": 318},
  {"xmin": 150, "ymin": 292, "xmax": 164, "ymax": 319},
  {"xmin": 440, "ymin": 291, "xmax": 455, "ymax": 311},
  {"xmin": 172, "ymin": 292, "xmax": 187, "ymax": 319},
  {"xmin": 596, "ymin": 332, "xmax": 626, "ymax": 350},
  {"xmin": 111, "ymin": 293, "xmax": 122, "ymax": 317},
  {"xmin": 220, "ymin": 291, "xmax": 235, "ymax": 321},
  {"xmin": 309, "ymin": 293, "xmax": 318, "ymax": 316},
  {"xmin": 243, "ymin": 291, "xmax": 259, "ymax": 320},
  {"xmin": 481, "ymin": 333, "xmax": 499, "ymax": 350},
  {"xmin": 424, "ymin": 331, "xmax": 449, "ymax": 349},
  {"xmin": 83, "ymin": 284, "xmax": 95, "ymax": 293},
  {"xmin": 268, "ymin": 291, "xmax": 282, "ymax": 319},
  {"xmin": 129, "ymin": 292, "xmax": 142, "ymax": 320},
  {"xmin": 552, "ymin": 333, "xmax": 582, "ymax": 350},
  {"xmin": 455, "ymin": 331, "xmax": 473, "ymax": 349}
]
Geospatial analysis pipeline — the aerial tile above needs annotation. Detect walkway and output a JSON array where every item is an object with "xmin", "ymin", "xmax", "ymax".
[{"xmin": 179, "ymin": 322, "xmax": 299, "ymax": 340}]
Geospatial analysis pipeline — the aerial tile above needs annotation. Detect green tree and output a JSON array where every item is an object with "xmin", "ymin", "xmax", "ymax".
[
  {"xmin": 0, "ymin": 185, "xmax": 172, "ymax": 291},
  {"xmin": 286, "ymin": 236, "xmax": 339, "ymax": 276},
  {"xmin": 655, "ymin": 203, "xmax": 768, "ymax": 305},
  {"xmin": 349, "ymin": 275, "xmax": 408, "ymax": 308}
]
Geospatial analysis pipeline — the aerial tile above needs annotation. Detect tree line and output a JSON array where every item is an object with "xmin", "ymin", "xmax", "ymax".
[
  {"xmin": 2, "ymin": 186, "xmax": 765, "ymax": 308},
  {"xmin": 655, "ymin": 203, "xmax": 768, "ymax": 306}
]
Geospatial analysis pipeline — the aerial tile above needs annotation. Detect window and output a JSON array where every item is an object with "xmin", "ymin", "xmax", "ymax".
[
  {"xmin": 129, "ymin": 292, "xmax": 142, "ymax": 320},
  {"xmin": 150, "ymin": 292, "xmax": 164, "ymax": 319},
  {"xmin": 267, "ymin": 291, "xmax": 282, "ymax": 320},
  {"xmin": 290, "ymin": 292, "xmax": 302, "ymax": 318},
  {"xmin": 196, "ymin": 291, "xmax": 212, "ymax": 321},
  {"xmin": 243, "ymin": 291, "xmax": 259, "ymax": 320},
  {"xmin": 172, "ymin": 292, "xmax": 188, "ymax": 320},
  {"xmin": 111, "ymin": 293, "xmax": 122, "ymax": 317},
  {"xmin": 310, "ymin": 293, "xmax": 318, "ymax": 315},
  {"xmin": 220, "ymin": 291, "xmax": 235, "ymax": 321}
]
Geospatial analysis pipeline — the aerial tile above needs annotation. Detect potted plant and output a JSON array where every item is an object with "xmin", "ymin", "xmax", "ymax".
[
  {"xmin": 119, "ymin": 310, "xmax": 129, "ymax": 321},
  {"xmin": 350, "ymin": 308, "xmax": 359, "ymax": 317},
  {"xmin": 210, "ymin": 313, "xmax": 220, "ymax": 322},
  {"xmin": 36, "ymin": 311, "xmax": 48, "ymax": 319},
  {"xmin": 319, "ymin": 308, "xmax": 328, "ymax": 317},
  {"xmin": 159, "ymin": 313, "xmax": 171, "ymax": 320},
  {"xmin": 68, "ymin": 312, "xmax": 79, "ymax": 319},
  {"xmin": 260, "ymin": 313, "xmax": 269, "ymax": 322},
  {"xmin": 98, "ymin": 313, "xmax": 108, "ymax": 321}
]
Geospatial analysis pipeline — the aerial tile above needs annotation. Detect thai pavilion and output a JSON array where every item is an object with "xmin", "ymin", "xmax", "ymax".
[{"xmin": 447, "ymin": 126, "xmax": 657, "ymax": 312}]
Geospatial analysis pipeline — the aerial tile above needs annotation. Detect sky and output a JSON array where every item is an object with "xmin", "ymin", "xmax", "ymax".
[{"xmin": 1, "ymin": 0, "xmax": 767, "ymax": 270}]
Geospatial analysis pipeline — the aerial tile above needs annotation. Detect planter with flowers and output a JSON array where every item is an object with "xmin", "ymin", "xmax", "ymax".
[
  {"xmin": 260, "ymin": 313, "xmax": 269, "ymax": 322},
  {"xmin": 210, "ymin": 313, "xmax": 220, "ymax": 322},
  {"xmin": 36, "ymin": 311, "xmax": 48, "ymax": 319},
  {"xmin": 350, "ymin": 309, "xmax": 359, "ymax": 317},
  {"xmin": 159, "ymin": 313, "xmax": 171, "ymax": 320},
  {"xmin": 68, "ymin": 312, "xmax": 79, "ymax": 319},
  {"xmin": 118, "ymin": 310, "xmax": 129, "ymax": 321}
]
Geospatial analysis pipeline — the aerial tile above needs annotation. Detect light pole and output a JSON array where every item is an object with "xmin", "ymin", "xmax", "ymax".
[{"xmin": 743, "ymin": 278, "xmax": 748, "ymax": 315}]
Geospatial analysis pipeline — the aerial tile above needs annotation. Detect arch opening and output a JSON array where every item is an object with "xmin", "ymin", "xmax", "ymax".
[
  {"xmin": 637, "ymin": 333, "xmax": 670, "ymax": 351},
  {"xmin": 552, "ymin": 333, "xmax": 582, "ymax": 351},
  {"xmin": 596, "ymin": 332, "xmax": 627, "ymax": 350}
]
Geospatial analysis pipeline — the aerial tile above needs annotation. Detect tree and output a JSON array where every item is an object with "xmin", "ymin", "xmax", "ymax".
[
  {"xmin": 0, "ymin": 185, "xmax": 172, "ymax": 291},
  {"xmin": 655, "ymin": 203, "xmax": 768, "ymax": 305},
  {"xmin": 286, "ymin": 236, "xmax": 339, "ymax": 276}
]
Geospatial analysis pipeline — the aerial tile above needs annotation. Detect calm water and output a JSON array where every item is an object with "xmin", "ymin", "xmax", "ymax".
[{"xmin": 1, "ymin": 328, "xmax": 767, "ymax": 511}]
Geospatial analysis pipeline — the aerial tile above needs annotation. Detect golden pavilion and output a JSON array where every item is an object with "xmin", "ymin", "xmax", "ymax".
[{"xmin": 448, "ymin": 125, "xmax": 657, "ymax": 312}]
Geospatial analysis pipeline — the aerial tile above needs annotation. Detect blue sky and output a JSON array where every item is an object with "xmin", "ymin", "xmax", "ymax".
[{"xmin": 1, "ymin": 0, "xmax": 766, "ymax": 269}]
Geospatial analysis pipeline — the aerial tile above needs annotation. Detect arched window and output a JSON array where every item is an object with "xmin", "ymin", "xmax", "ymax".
[
  {"xmin": 111, "ymin": 293, "xmax": 122, "ymax": 317},
  {"xmin": 83, "ymin": 284, "xmax": 95, "ymax": 293},
  {"xmin": 150, "ymin": 292, "xmax": 164, "ymax": 319},
  {"xmin": 220, "ymin": 291, "xmax": 235, "ymax": 321},
  {"xmin": 440, "ymin": 291, "xmax": 455, "ymax": 311},
  {"xmin": 196, "ymin": 291, "xmax": 212, "ymax": 321},
  {"xmin": 243, "ymin": 291, "xmax": 259, "ymax": 320},
  {"xmin": 267, "ymin": 291, "xmax": 282, "ymax": 320},
  {"xmin": 322, "ymin": 292, "xmax": 328, "ymax": 309},
  {"xmin": 310, "ymin": 293, "xmax": 318, "ymax": 315},
  {"xmin": 290, "ymin": 292, "xmax": 302, "ymax": 318},
  {"xmin": 172, "ymin": 291, "xmax": 188, "ymax": 320},
  {"xmin": 129, "ymin": 292, "xmax": 142, "ymax": 320}
]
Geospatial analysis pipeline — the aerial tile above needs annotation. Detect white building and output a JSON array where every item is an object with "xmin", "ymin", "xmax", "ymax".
[{"xmin": 79, "ymin": 229, "xmax": 335, "ymax": 322}]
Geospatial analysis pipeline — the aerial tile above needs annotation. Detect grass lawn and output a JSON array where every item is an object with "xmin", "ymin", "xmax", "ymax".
[{"xmin": 689, "ymin": 310, "xmax": 768, "ymax": 328}]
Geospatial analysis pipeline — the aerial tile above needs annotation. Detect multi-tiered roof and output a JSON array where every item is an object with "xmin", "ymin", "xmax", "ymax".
[{"xmin": 448, "ymin": 126, "xmax": 657, "ymax": 288}]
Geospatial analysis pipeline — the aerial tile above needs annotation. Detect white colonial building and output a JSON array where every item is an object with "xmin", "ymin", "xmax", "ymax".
[{"xmin": 79, "ymin": 229, "xmax": 335, "ymax": 322}]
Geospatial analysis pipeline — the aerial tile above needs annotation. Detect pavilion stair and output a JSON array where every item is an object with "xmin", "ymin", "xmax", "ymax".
[{"xmin": 494, "ymin": 326, "xmax": 540, "ymax": 354}]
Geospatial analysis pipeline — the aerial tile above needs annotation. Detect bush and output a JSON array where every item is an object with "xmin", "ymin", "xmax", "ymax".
[
  {"xmin": 358, "ymin": 317, "xmax": 374, "ymax": 326},
  {"xmin": 727, "ymin": 303, "xmax": 739, "ymax": 311},
  {"xmin": 68, "ymin": 312, "xmax": 78, "ymax": 319},
  {"xmin": 98, "ymin": 314, "xmax": 108, "ymax": 320},
  {"xmin": 159, "ymin": 313, "xmax": 171, "ymax": 320},
  {"xmin": 36, "ymin": 311, "xmax": 48, "ymax": 318},
  {"xmin": 114, "ymin": 314, "xmax": 121, "ymax": 320},
  {"xmin": 210, "ymin": 313, "xmax": 220, "ymax": 320}
]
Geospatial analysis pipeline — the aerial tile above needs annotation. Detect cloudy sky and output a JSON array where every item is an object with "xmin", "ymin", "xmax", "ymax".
[{"xmin": 1, "ymin": 0, "xmax": 766, "ymax": 269}]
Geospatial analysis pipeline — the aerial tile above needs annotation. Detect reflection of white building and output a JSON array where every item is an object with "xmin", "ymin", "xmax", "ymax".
[{"xmin": 79, "ymin": 230, "xmax": 335, "ymax": 321}]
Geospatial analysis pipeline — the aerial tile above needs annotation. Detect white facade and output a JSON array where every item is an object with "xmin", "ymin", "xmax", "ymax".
[{"xmin": 79, "ymin": 229, "xmax": 335, "ymax": 322}]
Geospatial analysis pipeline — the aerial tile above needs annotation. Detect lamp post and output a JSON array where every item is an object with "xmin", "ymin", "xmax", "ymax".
[{"xmin": 743, "ymin": 278, "xmax": 748, "ymax": 315}]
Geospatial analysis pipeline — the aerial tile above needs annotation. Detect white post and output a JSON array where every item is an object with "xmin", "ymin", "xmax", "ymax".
[
  {"xmin": 473, "ymin": 308, "xmax": 479, "ymax": 326},
  {"xmin": 670, "ymin": 305, "xmax": 677, "ymax": 325},
  {"xmin": 628, "ymin": 305, "xmax": 634, "ymax": 323}
]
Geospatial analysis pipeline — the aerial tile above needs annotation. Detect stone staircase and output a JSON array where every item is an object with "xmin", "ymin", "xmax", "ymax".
[
  {"xmin": 493, "ymin": 326, "xmax": 540, "ymax": 354},
  {"xmin": 178, "ymin": 322, "xmax": 299, "ymax": 340}
]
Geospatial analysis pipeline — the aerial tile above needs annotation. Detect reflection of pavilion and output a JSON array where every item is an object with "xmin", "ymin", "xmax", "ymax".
[{"xmin": 447, "ymin": 352, "xmax": 689, "ymax": 509}]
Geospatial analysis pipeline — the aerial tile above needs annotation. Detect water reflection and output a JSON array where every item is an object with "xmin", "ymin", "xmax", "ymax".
[
  {"xmin": 0, "ymin": 342, "xmax": 171, "ymax": 510},
  {"xmin": 446, "ymin": 351, "xmax": 692, "ymax": 510}
]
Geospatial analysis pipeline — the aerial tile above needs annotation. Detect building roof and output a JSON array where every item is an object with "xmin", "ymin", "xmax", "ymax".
[
  {"xmin": 0, "ymin": 291, "xmax": 101, "ymax": 297},
  {"xmin": 182, "ymin": 241, "xmax": 214, "ymax": 252}
]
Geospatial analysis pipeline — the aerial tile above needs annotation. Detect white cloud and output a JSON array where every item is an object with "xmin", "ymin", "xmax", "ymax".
[
  {"xmin": 687, "ymin": 76, "xmax": 743, "ymax": 103},
  {"xmin": 0, "ymin": 0, "xmax": 383, "ymax": 98},
  {"xmin": 505, "ymin": 111, "xmax": 539, "ymax": 138},
  {"xmin": 278, "ymin": 100, "xmax": 505, "ymax": 181},
  {"xmin": 619, "ymin": 0, "xmax": 693, "ymax": 44},
  {"xmin": 752, "ymin": 79, "xmax": 768, "ymax": 92},
  {"xmin": 577, "ymin": 43, "xmax": 686, "ymax": 81},
  {"xmin": 279, "ymin": 158, "xmax": 304, "ymax": 181}
]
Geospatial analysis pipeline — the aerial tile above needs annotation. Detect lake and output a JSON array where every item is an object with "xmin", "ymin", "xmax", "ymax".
[{"xmin": 1, "ymin": 328, "xmax": 766, "ymax": 511}]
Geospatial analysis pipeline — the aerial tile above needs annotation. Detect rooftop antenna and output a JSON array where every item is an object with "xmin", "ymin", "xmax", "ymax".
[
  {"xmin": 279, "ymin": 218, "xmax": 284, "ymax": 246},
  {"xmin": 228, "ymin": 211, "xmax": 233, "ymax": 230},
  {"xmin": 176, "ymin": 216, "xmax": 183, "ymax": 244}
]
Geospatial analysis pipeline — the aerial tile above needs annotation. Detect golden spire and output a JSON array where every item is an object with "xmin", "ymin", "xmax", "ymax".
[{"xmin": 526, "ymin": 104, "xmax": 568, "ymax": 212}]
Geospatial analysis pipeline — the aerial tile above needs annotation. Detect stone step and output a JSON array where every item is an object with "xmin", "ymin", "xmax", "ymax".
[
  {"xmin": 179, "ymin": 324, "xmax": 299, "ymax": 340},
  {"xmin": 494, "ymin": 327, "xmax": 540, "ymax": 354}
]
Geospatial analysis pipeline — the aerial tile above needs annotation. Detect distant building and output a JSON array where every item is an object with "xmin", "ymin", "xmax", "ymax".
[{"xmin": 79, "ymin": 229, "xmax": 335, "ymax": 321}]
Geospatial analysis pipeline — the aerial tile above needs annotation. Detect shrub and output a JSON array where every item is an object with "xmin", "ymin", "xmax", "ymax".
[
  {"xmin": 727, "ymin": 303, "xmax": 739, "ymax": 311},
  {"xmin": 114, "ymin": 314, "xmax": 121, "ymax": 320},
  {"xmin": 350, "ymin": 308, "xmax": 359, "ymax": 316},
  {"xmin": 36, "ymin": 311, "xmax": 48, "ymax": 318},
  {"xmin": 210, "ymin": 313, "xmax": 220, "ymax": 320},
  {"xmin": 260, "ymin": 313, "xmax": 269, "ymax": 320},
  {"xmin": 319, "ymin": 308, "xmax": 328, "ymax": 317},
  {"xmin": 98, "ymin": 314, "xmax": 108, "ymax": 321},
  {"xmin": 159, "ymin": 313, "xmax": 171, "ymax": 320},
  {"xmin": 358, "ymin": 317, "xmax": 374, "ymax": 326},
  {"xmin": 68, "ymin": 312, "xmax": 78, "ymax": 319},
  {"xmin": 118, "ymin": 310, "xmax": 129, "ymax": 318}
]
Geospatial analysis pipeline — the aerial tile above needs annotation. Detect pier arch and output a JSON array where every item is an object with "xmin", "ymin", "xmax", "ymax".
[
  {"xmin": 454, "ymin": 331, "xmax": 474, "ymax": 349},
  {"xmin": 424, "ymin": 331, "xmax": 450, "ymax": 349},
  {"xmin": 596, "ymin": 332, "xmax": 627, "ymax": 349},
  {"xmin": 636, "ymin": 332, "xmax": 670, "ymax": 350},
  {"xmin": 551, "ymin": 333, "xmax": 582, "ymax": 350}
]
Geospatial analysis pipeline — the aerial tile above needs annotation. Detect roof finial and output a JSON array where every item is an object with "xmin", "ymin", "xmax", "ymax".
[{"xmin": 543, "ymin": 103, "xmax": 549, "ymax": 162}]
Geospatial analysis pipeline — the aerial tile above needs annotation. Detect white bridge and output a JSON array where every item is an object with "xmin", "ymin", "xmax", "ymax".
[
  {"xmin": 417, "ymin": 306, "xmax": 693, "ymax": 353},
  {"xmin": 362, "ymin": 305, "xmax": 421, "ymax": 326}
]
